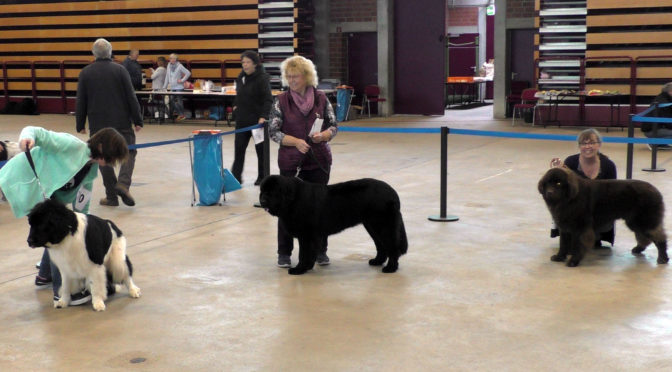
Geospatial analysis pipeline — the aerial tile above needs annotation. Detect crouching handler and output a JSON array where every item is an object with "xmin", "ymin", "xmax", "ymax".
[{"xmin": 0, "ymin": 126, "xmax": 128, "ymax": 305}]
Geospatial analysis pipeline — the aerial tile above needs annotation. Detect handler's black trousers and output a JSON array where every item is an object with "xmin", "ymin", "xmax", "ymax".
[
  {"xmin": 277, "ymin": 167, "xmax": 330, "ymax": 256},
  {"xmin": 231, "ymin": 129, "xmax": 265, "ymax": 184}
]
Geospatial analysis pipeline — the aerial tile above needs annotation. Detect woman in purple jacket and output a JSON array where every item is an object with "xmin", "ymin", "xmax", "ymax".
[{"xmin": 268, "ymin": 56, "xmax": 338, "ymax": 269}]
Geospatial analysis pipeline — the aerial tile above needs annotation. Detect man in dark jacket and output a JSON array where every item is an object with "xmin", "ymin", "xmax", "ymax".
[
  {"xmin": 76, "ymin": 38, "xmax": 143, "ymax": 207},
  {"xmin": 122, "ymin": 49, "xmax": 143, "ymax": 91},
  {"xmin": 231, "ymin": 50, "xmax": 273, "ymax": 185},
  {"xmin": 642, "ymin": 82, "xmax": 672, "ymax": 150}
]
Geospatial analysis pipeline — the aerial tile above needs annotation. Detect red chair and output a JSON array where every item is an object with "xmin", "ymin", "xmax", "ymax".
[
  {"xmin": 506, "ymin": 81, "xmax": 529, "ymax": 116},
  {"xmin": 361, "ymin": 85, "xmax": 387, "ymax": 117},
  {"xmin": 512, "ymin": 88, "xmax": 538, "ymax": 126}
]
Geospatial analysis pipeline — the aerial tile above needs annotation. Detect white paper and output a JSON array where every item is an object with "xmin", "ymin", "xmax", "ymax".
[
  {"xmin": 252, "ymin": 128, "xmax": 264, "ymax": 144},
  {"xmin": 309, "ymin": 118, "xmax": 324, "ymax": 136}
]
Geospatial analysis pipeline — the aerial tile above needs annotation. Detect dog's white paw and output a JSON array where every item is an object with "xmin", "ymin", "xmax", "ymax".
[
  {"xmin": 92, "ymin": 299, "xmax": 106, "ymax": 311},
  {"xmin": 129, "ymin": 286, "xmax": 141, "ymax": 298},
  {"xmin": 54, "ymin": 299, "xmax": 68, "ymax": 309}
]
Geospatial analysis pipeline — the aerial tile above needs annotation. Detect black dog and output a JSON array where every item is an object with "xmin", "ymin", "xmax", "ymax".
[
  {"xmin": 259, "ymin": 175, "xmax": 408, "ymax": 275},
  {"xmin": 538, "ymin": 167, "xmax": 668, "ymax": 267}
]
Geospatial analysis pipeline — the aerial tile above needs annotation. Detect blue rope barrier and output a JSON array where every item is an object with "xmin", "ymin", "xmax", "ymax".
[
  {"xmin": 128, "ymin": 124, "xmax": 262, "ymax": 150},
  {"xmin": 339, "ymin": 126, "xmax": 672, "ymax": 145}
]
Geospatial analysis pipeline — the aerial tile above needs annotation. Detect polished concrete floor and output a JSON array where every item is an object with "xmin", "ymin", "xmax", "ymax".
[{"xmin": 2, "ymin": 108, "xmax": 672, "ymax": 371}]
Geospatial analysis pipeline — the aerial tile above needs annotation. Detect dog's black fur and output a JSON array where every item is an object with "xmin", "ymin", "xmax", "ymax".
[
  {"xmin": 538, "ymin": 167, "xmax": 669, "ymax": 267},
  {"xmin": 259, "ymin": 175, "xmax": 408, "ymax": 275}
]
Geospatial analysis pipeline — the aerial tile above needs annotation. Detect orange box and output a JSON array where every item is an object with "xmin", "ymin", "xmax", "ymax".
[{"xmin": 447, "ymin": 76, "xmax": 474, "ymax": 83}]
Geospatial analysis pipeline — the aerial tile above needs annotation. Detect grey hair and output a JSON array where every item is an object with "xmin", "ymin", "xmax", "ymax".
[
  {"xmin": 577, "ymin": 128, "xmax": 602, "ymax": 144},
  {"xmin": 662, "ymin": 82, "xmax": 672, "ymax": 94},
  {"xmin": 92, "ymin": 38, "xmax": 112, "ymax": 59},
  {"xmin": 169, "ymin": 53, "xmax": 178, "ymax": 60}
]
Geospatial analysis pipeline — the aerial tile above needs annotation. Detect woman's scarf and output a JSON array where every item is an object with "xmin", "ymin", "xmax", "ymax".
[{"xmin": 290, "ymin": 86, "xmax": 315, "ymax": 116}]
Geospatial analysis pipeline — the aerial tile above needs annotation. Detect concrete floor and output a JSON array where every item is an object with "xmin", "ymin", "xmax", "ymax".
[{"xmin": 2, "ymin": 107, "xmax": 672, "ymax": 371}]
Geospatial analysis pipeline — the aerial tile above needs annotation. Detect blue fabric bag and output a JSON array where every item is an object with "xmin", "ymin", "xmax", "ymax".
[
  {"xmin": 336, "ymin": 88, "xmax": 352, "ymax": 122},
  {"xmin": 209, "ymin": 106, "xmax": 224, "ymax": 121},
  {"xmin": 192, "ymin": 133, "xmax": 225, "ymax": 205}
]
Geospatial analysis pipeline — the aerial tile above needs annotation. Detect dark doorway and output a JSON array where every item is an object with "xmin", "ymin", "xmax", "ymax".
[
  {"xmin": 347, "ymin": 32, "xmax": 378, "ymax": 110},
  {"xmin": 394, "ymin": 0, "xmax": 446, "ymax": 115},
  {"xmin": 510, "ymin": 29, "xmax": 535, "ymax": 86},
  {"xmin": 447, "ymin": 33, "xmax": 478, "ymax": 77}
]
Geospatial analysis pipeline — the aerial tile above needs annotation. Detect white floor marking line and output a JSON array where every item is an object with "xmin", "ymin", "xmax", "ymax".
[{"xmin": 476, "ymin": 168, "xmax": 513, "ymax": 183}]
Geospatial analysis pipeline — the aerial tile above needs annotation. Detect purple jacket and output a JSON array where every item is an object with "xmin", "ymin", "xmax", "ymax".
[{"xmin": 271, "ymin": 89, "xmax": 337, "ymax": 172}]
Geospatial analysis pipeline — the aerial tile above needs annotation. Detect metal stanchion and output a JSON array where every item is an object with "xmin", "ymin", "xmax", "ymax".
[
  {"xmin": 428, "ymin": 126, "xmax": 459, "ymax": 222},
  {"xmin": 643, "ymin": 103, "xmax": 665, "ymax": 173},
  {"xmin": 254, "ymin": 123, "xmax": 271, "ymax": 208},
  {"xmin": 626, "ymin": 114, "xmax": 634, "ymax": 180}
]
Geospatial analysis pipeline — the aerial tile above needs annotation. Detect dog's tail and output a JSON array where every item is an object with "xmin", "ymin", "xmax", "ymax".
[
  {"xmin": 396, "ymin": 212, "xmax": 408, "ymax": 255},
  {"xmin": 106, "ymin": 234, "xmax": 132, "ymax": 284}
]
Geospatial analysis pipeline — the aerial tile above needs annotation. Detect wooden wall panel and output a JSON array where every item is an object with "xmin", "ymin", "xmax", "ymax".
[
  {"xmin": 585, "ymin": 3, "xmax": 672, "ymax": 98},
  {"xmin": 587, "ymin": 0, "xmax": 672, "ymax": 9}
]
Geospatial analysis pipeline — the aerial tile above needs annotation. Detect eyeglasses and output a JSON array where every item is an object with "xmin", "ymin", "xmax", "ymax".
[{"xmin": 579, "ymin": 141, "xmax": 599, "ymax": 147}]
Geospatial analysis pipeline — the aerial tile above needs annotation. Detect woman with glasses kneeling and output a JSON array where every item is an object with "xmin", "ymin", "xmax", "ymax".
[{"xmin": 548, "ymin": 128, "xmax": 617, "ymax": 247}]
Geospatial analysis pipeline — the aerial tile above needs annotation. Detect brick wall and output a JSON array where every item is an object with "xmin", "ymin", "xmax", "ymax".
[
  {"xmin": 329, "ymin": 33, "xmax": 347, "ymax": 82},
  {"xmin": 328, "ymin": 0, "xmax": 377, "ymax": 82},
  {"xmin": 330, "ymin": 0, "xmax": 377, "ymax": 23},
  {"xmin": 446, "ymin": 7, "xmax": 478, "ymax": 27},
  {"xmin": 506, "ymin": 0, "xmax": 535, "ymax": 19}
]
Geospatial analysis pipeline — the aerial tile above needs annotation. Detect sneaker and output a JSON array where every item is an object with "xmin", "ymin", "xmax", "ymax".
[
  {"xmin": 176, "ymin": 115, "xmax": 186, "ymax": 122},
  {"xmin": 277, "ymin": 255, "xmax": 291, "ymax": 268},
  {"xmin": 99, "ymin": 197, "xmax": 119, "ymax": 206},
  {"xmin": 317, "ymin": 253, "xmax": 330, "ymax": 266},
  {"xmin": 35, "ymin": 261, "xmax": 40, "ymax": 269},
  {"xmin": 69, "ymin": 289, "xmax": 92, "ymax": 306},
  {"xmin": 114, "ymin": 184, "xmax": 136, "ymax": 206},
  {"xmin": 35, "ymin": 275, "xmax": 52, "ymax": 286}
]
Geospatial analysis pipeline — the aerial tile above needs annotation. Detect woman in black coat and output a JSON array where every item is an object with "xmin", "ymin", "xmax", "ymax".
[{"xmin": 231, "ymin": 50, "xmax": 273, "ymax": 185}]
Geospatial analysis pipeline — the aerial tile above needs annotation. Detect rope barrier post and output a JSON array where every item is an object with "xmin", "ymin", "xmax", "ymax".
[
  {"xmin": 643, "ymin": 103, "xmax": 665, "ymax": 173},
  {"xmin": 626, "ymin": 114, "xmax": 634, "ymax": 180},
  {"xmin": 254, "ymin": 123, "xmax": 271, "ymax": 208},
  {"xmin": 429, "ymin": 126, "xmax": 459, "ymax": 222}
]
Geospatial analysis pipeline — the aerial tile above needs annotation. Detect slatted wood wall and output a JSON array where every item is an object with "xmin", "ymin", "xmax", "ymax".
[
  {"xmin": 585, "ymin": 0, "xmax": 672, "ymax": 97},
  {"xmin": 0, "ymin": 0, "xmax": 308, "ymax": 112}
]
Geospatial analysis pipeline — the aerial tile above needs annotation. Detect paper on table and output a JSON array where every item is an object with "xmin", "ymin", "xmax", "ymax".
[
  {"xmin": 252, "ymin": 128, "xmax": 264, "ymax": 144},
  {"xmin": 309, "ymin": 118, "xmax": 324, "ymax": 136}
]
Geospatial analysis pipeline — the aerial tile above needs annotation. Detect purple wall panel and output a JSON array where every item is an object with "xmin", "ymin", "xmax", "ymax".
[{"xmin": 394, "ymin": 0, "xmax": 446, "ymax": 115}]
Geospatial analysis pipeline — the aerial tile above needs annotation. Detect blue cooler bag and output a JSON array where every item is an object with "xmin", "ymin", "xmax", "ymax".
[{"xmin": 192, "ymin": 132, "xmax": 225, "ymax": 205}]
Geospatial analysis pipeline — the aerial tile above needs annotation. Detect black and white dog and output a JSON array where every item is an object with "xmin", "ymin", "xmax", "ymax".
[{"xmin": 27, "ymin": 199, "xmax": 141, "ymax": 311}]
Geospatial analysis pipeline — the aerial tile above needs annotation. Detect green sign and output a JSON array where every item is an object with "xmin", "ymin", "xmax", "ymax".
[{"xmin": 486, "ymin": 4, "xmax": 495, "ymax": 16}]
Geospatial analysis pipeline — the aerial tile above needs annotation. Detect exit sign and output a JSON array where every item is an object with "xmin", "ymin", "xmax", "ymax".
[{"xmin": 486, "ymin": 4, "xmax": 495, "ymax": 16}]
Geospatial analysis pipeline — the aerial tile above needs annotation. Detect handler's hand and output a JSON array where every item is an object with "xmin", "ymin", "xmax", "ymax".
[
  {"xmin": 19, "ymin": 138, "xmax": 34, "ymax": 151},
  {"xmin": 295, "ymin": 139, "xmax": 310, "ymax": 154},
  {"xmin": 550, "ymin": 158, "xmax": 563, "ymax": 168},
  {"xmin": 311, "ymin": 130, "xmax": 331, "ymax": 144},
  {"xmin": 135, "ymin": 125, "xmax": 142, "ymax": 133}
]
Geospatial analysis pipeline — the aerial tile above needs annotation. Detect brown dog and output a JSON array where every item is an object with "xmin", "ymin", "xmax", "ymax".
[{"xmin": 538, "ymin": 167, "xmax": 668, "ymax": 267}]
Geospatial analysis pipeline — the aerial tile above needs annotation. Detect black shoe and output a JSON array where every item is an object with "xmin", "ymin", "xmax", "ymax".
[
  {"xmin": 70, "ymin": 289, "xmax": 92, "ymax": 306},
  {"xmin": 35, "ymin": 275, "xmax": 52, "ymax": 286},
  {"xmin": 550, "ymin": 228, "xmax": 560, "ymax": 238},
  {"xmin": 114, "ymin": 184, "xmax": 136, "ymax": 206},
  {"xmin": 254, "ymin": 177, "xmax": 263, "ymax": 186}
]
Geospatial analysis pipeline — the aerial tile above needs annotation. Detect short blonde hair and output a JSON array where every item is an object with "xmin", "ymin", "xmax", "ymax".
[{"xmin": 280, "ymin": 56, "xmax": 318, "ymax": 88}]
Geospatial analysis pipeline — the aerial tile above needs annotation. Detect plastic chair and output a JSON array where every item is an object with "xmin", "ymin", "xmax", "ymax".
[
  {"xmin": 361, "ymin": 85, "xmax": 387, "ymax": 117},
  {"xmin": 512, "ymin": 88, "xmax": 538, "ymax": 126}
]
